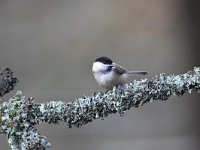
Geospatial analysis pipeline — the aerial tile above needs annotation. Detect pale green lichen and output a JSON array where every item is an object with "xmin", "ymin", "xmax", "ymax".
[{"xmin": 0, "ymin": 67, "xmax": 200, "ymax": 150}]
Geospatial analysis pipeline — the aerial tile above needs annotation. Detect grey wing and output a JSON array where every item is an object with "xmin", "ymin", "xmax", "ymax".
[{"xmin": 112, "ymin": 63, "xmax": 126, "ymax": 75}]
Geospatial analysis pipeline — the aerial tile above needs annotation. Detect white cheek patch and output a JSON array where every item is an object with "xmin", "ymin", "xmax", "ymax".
[{"xmin": 92, "ymin": 62, "xmax": 105, "ymax": 72}]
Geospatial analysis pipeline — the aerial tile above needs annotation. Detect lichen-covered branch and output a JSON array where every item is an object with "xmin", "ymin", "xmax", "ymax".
[
  {"xmin": 0, "ymin": 67, "xmax": 18, "ymax": 97},
  {"xmin": 0, "ymin": 67, "xmax": 200, "ymax": 150}
]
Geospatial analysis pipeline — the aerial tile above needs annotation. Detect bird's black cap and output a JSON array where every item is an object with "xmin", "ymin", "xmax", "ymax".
[{"xmin": 95, "ymin": 56, "xmax": 113, "ymax": 64}]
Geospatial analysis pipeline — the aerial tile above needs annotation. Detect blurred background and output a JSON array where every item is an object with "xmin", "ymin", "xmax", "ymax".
[{"xmin": 0, "ymin": 0, "xmax": 200, "ymax": 149}]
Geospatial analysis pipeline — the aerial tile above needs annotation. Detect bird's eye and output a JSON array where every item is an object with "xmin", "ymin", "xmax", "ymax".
[{"xmin": 106, "ymin": 66, "xmax": 113, "ymax": 72}]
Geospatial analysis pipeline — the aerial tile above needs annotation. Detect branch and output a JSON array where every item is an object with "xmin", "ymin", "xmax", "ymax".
[
  {"xmin": 0, "ymin": 67, "xmax": 18, "ymax": 97},
  {"xmin": 0, "ymin": 67, "xmax": 200, "ymax": 150}
]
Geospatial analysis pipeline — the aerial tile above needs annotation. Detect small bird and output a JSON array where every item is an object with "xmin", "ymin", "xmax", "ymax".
[{"xmin": 92, "ymin": 56, "xmax": 148, "ymax": 90}]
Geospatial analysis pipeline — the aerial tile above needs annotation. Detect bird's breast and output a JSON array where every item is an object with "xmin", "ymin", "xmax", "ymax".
[{"xmin": 93, "ymin": 71, "xmax": 126, "ymax": 89}]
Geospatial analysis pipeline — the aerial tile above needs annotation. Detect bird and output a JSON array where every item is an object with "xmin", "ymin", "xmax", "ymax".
[{"xmin": 92, "ymin": 56, "xmax": 148, "ymax": 90}]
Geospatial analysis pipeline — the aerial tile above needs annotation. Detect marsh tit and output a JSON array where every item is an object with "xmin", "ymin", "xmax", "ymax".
[{"xmin": 92, "ymin": 56, "xmax": 148, "ymax": 90}]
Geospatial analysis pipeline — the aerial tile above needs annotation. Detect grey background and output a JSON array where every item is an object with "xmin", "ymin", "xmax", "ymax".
[{"xmin": 0, "ymin": 0, "xmax": 200, "ymax": 150}]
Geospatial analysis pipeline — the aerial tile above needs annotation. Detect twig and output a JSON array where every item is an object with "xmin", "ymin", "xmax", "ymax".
[{"xmin": 0, "ymin": 67, "xmax": 18, "ymax": 97}]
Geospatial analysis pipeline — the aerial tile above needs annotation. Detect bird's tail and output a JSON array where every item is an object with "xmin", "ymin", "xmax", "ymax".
[{"xmin": 126, "ymin": 71, "xmax": 148, "ymax": 75}]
